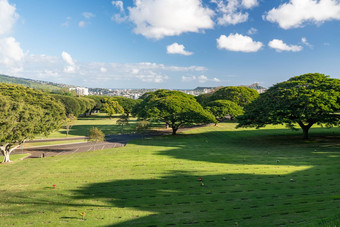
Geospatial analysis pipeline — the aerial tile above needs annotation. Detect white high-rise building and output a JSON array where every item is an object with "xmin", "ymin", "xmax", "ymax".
[{"xmin": 69, "ymin": 87, "xmax": 89, "ymax": 96}]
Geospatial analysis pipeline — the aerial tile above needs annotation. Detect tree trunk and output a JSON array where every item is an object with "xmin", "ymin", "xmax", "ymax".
[
  {"xmin": 1, "ymin": 144, "xmax": 20, "ymax": 163},
  {"xmin": 171, "ymin": 121, "xmax": 181, "ymax": 135},
  {"xmin": 297, "ymin": 121, "xmax": 314, "ymax": 139},
  {"xmin": 3, "ymin": 151, "xmax": 10, "ymax": 163}
]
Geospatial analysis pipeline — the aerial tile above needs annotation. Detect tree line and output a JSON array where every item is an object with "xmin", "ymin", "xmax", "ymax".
[{"xmin": 1, "ymin": 73, "xmax": 339, "ymax": 162}]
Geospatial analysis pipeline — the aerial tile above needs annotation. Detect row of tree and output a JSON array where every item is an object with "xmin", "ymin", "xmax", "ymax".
[{"xmin": 0, "ymin": 83, "xmax": 65, "ymax": 162}]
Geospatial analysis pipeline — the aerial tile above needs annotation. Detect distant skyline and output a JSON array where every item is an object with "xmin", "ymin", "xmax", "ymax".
[{"xmin": 0, "ymin": 0, "xmax": 340, "ymax": 89}]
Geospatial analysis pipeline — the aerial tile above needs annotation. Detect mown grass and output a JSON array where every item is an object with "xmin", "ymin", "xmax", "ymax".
[
  {"xmin": 0, "ymin": 123, "xmax": 339, "ymax": 226},
  {"xmin": 35, "ymin": 113, "xmax": 141, "ymax": 139}
]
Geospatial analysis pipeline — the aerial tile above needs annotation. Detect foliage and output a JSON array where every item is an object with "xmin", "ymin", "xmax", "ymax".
[
  {"xmin": 195, "ymin": 93, "xmax": 213, "ymax": 107},
  {"xmin": 237, "ymin": 73, "xmax": 340, "ymax": 139},
  {"xmin": 209, "ymin": 86, "xmax": 259, "ymax": 107},
  {"xmin": 132, "ymin": 89, "xmax": 216, "ymax": 135},
  {"xmin": 65, "ymin": 114, "xmax": 77, "ymax": 137},
  {"xmin": 102, "ymin": 98, "xmax": 124, "ymax": 118},
  {"xmin": 87, "ymin": 95, "xmax": 104, "ymax": 111},
  {"xmin": 135, "ymin": 120, "xmax": 150, "ymax": 133},
  {"xmin": 88, "ymin": 127, "xmax": 105, "ymax": 142},
  {"xmin": 206, "ymin": 100, "xmax": 244, "ymax": 121},
  {"xmin": 0, "ymin": 83, "xmax": 65, "ymax": 162},
  {"xmin": 116, "ymin": 114, "xmax": 129, "ymax": 132},
  {"xmin": 110, "ymin": 97, "xmax": 140, "ymax": 117},
  {"xmin": 52, "ymin": 94, "xmax": 81, "ymax": 117}
]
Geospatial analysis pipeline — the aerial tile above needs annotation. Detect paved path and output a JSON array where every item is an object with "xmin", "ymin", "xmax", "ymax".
[
  {"xmin": 13, "ymin": 134, "xmax": 143, "ymax": 158},
  {"xmin": 13, "ymin": 124, "xmax": 213, "ymax": 159}
]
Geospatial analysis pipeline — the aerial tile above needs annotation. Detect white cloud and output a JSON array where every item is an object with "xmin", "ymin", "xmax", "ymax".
[
  {"xmin": 111, "ymin": 14, "xmax": 128, "ymax": 23},
  {"xmin": 167, "ymin": 43, "xmax": 193, "ymax": 56},
  {"xmin": 112, "ymin": 1, "xmax": 124, "ymax": 12},
  {"xmin": 217, "ymin": 12, "xmax": 248, "ymax": 25},
  {"xmin": 100, "ymin": 67, "xmax": 107, "ymax": 73},
  {"xmin": 136, "ymin": 73, "xmax": 168, "ymax": 83},
  {"xmin": 217, "ymin": 33, "xmax": 263, "ymax": 52},
  {"xmin": 0, "ymin": 37, "xmax": 24, "ymax": 66},
  {"xmin": 265, "ymin": 0, "xmax": 340, "ymax": 29},
  {"xmin": 61, "ymin": 51, "xmax": 78, "ymax": 73},
  {"xmin": 198, "ymin": 75, "xmax": 208, "ymax": 83},
  {"xmin": 61, "ymin": 51, "xmax": 75, "ymax": 65},
  {"xmin": 182, "ymin": 75, "xmax": 196, "ymax": 82},
  {"xmin": 247, "ymin": 27, "xmax": 257, "ymax": 35},
  {"xmin": 301, "ymin": 37, "xmax": 313, "ymax": 48},
  {"xmin": 83, "ymin": 12, "xmax": 95, "ymax": 19},
  {"xmin": 0, "ymin": 0, "xmax": 18, "ymax": 35},
  {"xmin": 78, "ymin": 21, "xmax": 86, "ymax": 28},
  {"xmin": 0, "ymin": 54, "xmax": 207, "ymax": 87},
  {"xmin": 268, "ymin": 39, "xmax": 303, "ymax": 52},
  {"xmin": 212, "ymin": 0, "xmax": 258, "ymax": 26},
  {"xmin": 242, "ymin": 0, "xmax": 258, "ymax": 9},
  {"xmin": 182, "ymin": 75, "xmax": 220, "ymax": 83},
  {"xmin": 128, "ymin": 0, "xmax": 214, "ymax": 39}
]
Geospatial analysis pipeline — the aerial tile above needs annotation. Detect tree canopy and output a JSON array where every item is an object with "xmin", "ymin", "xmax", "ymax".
[
  {"xmin": 102, "ymin": 98, "xmax": 124, "ymax": 118},
  {"xmin": 132, "ymin": 89, "xmax": 216, "ymax": 135},
  {"xmin": 206, "ymin": 100, "xmax": 244, "ymax": 121},
  {"xmin": 237, "ymin": 73, "xmax": 340, "ymax": 139},
  {"xmin": 209, "ymin": 86, "xmax": 259, "ymax": 107},
  {"xmin": 109, "ymin": 96, "xmax": 140, "ymax": 117},
  {"xmin": 0, "ymin": 83, "xmax": 65, "ymax": 162}
]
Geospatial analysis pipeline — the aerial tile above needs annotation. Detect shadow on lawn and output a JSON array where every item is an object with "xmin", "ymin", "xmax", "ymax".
[
  {"xmin": 70, "ymin": 127, "xmax": 340, "ymax": 226},
  {"xmin": 72, "ymin": 168, "xmax": 340, "ymax": 226}
]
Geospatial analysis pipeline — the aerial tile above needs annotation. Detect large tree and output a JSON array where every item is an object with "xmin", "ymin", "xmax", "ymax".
[
  {"xmin": 237, "ymin": 73, "xmax": 340, "ymax": 139},
  {"xmin": 102, "ymin": 98, "xmax": 124, "ymax": 119},
  {"xmin": 110, "ymin": 96, "xmax": 140, "ymax": 117},
  {"xmin": 209, "ymin": 86, "xmax": 259, "ymax": 107},
  {"xmin": 132, "ymin": 90, "xmax": 216, "ymax": 135},
  {"xmin": 206, "ymin": 100, "xmax": 244, "ymax": 122},
  {"xmin": 0, "ymin": 83, "xmax": 65, "ymax": 162}
]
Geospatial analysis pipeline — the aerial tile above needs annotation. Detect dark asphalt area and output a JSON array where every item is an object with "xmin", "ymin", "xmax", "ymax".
[{"xmin": 12, "ymin": 134, "xmax": 143, "ymax": 158}]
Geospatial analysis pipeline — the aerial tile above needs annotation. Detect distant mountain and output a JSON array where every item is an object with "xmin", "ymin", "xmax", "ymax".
[
  {"xmin": 245, "ymin": 83, "xmax": 266, "ymax": 90},
  {"xmin": 0, "ymin": 74, "xmax": 71, "ymax": 92}
]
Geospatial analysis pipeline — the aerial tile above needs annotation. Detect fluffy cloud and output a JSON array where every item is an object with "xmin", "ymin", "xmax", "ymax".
[
  {"xmin": 301, "ymin": 37, "xmax": 313, "ymax": 48},
  {"xmin": 212, "ymin": 0, "xmax": 259, "ymax": 26},
  {"xmin": 128, "ymin": 0, "xmax": 214, "ymax": 39},
  {"xmin": 61, "ymin": 51, "xmax": 77, "ymax": 73},
  {"xmin": 78, "ymin": 21, "xmax": 85, "ymax": 28},
  {"xmin": 268, "ymin": 39, "xmax": 303, "ymax": 52},
  {"xmin": 82, "ymin": 12, "xmax": 95, "ymax": 19},
  {"xmin": 247, "ymin": 27, "xmax": 257, "ymax": 35},
  {"xmin": 242, "ymin": 0, "xmax": 258, "ymax": 9},
  {"xmin": 182, "ymin": 75, "xmax": 220, "ymax": 83},
  {"xmin": 0, "ymin": 37, "xmax": 24, "ymax": 65},
  {"xmin": 166, "ymin": 43, "xmax": 193, "ymax": 56},
  {"xmin": 265, "ymin": 0, "xmax": 340, "ymax": 29},
  {"xmin": 0, "ymin": 53, "xmax": 208, "ymax": 87},
  {"xmin": 217, "ymin": 33, "xmax": 263, "ymax": 52},
  {"xmin": 0, "ymin": 0, "xmax": 18, "ymax": 35},
  {"xmin": 112, "ymin": 1, "xmax": 124, "ymax": 12},
  {"xmin": 136, "ymin": 73, "xmax": 168, "ymax": 83}
]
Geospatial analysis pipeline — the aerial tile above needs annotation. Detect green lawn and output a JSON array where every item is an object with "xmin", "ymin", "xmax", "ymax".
[
  {"xmin": 35, "ymin": 113, "xmax": 140, "ymax": 139},
  {"xmin": 1, "ymin": 123, "xmax": 339, "ymax": 226}
]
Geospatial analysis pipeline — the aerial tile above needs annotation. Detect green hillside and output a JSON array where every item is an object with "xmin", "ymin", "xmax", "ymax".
[{"xmin": 0, "ymin": 74, "xmax": 69, "ymax": 92}]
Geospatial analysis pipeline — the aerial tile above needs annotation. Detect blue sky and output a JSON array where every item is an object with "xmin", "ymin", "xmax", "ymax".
[{"xmin": 0, "ymin": 0, "xmax": 340, "ymax": 89}]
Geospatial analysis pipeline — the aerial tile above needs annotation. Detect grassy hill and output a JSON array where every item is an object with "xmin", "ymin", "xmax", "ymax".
[
  {"xmin": 0, "ymin": 74, "xmax": 70, "ymax": 92},
  {"xmin": 1, "ymin": 118, "xmax": 339, "ymax": 226}
]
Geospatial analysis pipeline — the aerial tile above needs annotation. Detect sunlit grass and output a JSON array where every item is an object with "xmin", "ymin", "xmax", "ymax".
[{"xmin": 0, "ymin": 122, "xmax": 339, "ymax": 226}]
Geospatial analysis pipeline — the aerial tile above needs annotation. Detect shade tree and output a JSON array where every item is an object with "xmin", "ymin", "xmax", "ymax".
[
  {"xmin": 132, "ymin": 89, "xmax": 216, "ymax": 135},
  {"xmin": 237, "ymin": 73, "xmax": 340, "ymax": 139}
]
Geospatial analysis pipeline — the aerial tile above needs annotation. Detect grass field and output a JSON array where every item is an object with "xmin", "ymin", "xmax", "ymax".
[
  {"xmin": 35, "ymin": 113, "xmax": 140, "ymax": 139},
  {"xmin": 1, "ymin": 122, "xmax": 339, "ymax": 226}
]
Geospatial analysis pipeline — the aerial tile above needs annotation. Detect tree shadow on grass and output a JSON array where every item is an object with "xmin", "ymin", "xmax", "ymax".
[
  {"xmin": 71, "ymin": 168, "xmax": 340, "ymax": 226},
  {"xmin": 127, "ymin": 125, "xmax": 340, "ymax": 167}
]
